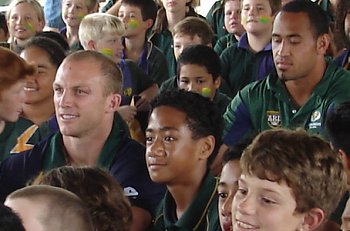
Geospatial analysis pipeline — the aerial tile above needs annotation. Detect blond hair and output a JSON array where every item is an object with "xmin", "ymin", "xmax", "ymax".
[
  {"xmin": 79, "ymin": 13, "xmax": 125, "ymax": 49},
  {"xmin": 6, "ymin": 0, "xmax": 45, "ymax": 24}
]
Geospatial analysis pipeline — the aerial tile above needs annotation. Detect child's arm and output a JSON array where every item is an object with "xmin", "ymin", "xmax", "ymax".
[{"xmin": 137, "ymin": 83, "xmax": 159, "ymax": 111}]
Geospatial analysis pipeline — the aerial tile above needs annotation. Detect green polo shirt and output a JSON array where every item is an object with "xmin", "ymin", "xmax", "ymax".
[
  {"xmin": 0, "ymin": 117, "xmax": 51, "ymax": 161},
  {"xmin": 206, "ymin": 0, "xmax": 227, "ymax": 42},
  {"xmin": 214, "ymin": 33, "xmax": 238, "ymax": 55},
  {"xmin": 220, "ymin": 33, "xmax": 275, "ymax": 98},
  {"xmin": 42, "ymin": 114, "xmax": 125, "ymax": 171},
  {"xmin": 149, "ymin": 29, "xmax": 177, "ymax": 78},
  {"xmin": 223, "ymin": 60, "xmax": 350, "ymax": 146},
  {"xmin": 150, "ymin": 171, "xmax": 221, "ymax": 231}
]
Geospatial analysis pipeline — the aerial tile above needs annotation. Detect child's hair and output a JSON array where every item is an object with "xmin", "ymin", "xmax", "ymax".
[
  {"xmin": 173, "ymin": 17, "xmax": 214, "ymax": 46},
  {"xmin": 0, "ymin": 204, "xmax": 25, "ymax": 231},
  {"xmin": 150, "ymin": 89, "xmax": 224, "ymax": 166},
  {"xmin": 33, "ymin": 166, "xmax": 132, "ymax": 231},
  {"xmin": 222, "ymin": 137, "xmax": 253, "ymax": 165},
  {"xmin": 334, "ymin": 0, "xmax": 350, "ymax": 47},
  {"xmin": 62, "ymin": 0, "xmax": 98, "ymax": 12},
  {"xmin": 24, "ymin": 36, "xmax": 67, "ymax": 68},
  {"xmin": 6, "ymin": 0, "xmax": 45, "ymax": 25},
  {"xmin": 241, "ymin": 129, "xmax": 347, "ymax": 220},
  {"xmin": 79, "ymin": 13, "xmax": 125, "ymax": 49},
  {"xmin": 326, "ymin": 101, "xmax": 350, "ymax": 157},
  {"xmin": 35, "ymin": 31, "xmax": 70, "ymax": 52},
  {"xmin": 151, "ymin": 0, "xmax": 198, "ymax": 34},
  {"xmin": 0, "ymin": 13, "xmax": 9, "ymax": 39},
  {"xmin": 0, "ymin": 47, "xmax": 35, "ymax": 95},
  {"xmin": 177, "ymin": 45, "xmax": 221, "ymax": 81},
  {"xmin": 120, "ymin": 0, "xmax": 158, "ymax": 23},
  {"xmin": 268, "ymin": 0, "xmax": 282, "ymax": 16}
]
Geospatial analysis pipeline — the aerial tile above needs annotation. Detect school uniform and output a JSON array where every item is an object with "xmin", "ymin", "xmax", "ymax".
[
  {"xmin": 0, "ymin": 113, "xmax": 166, "ymax": 215},
  {"xmin": 223, "ymin": 60, "xmax": 350, "ymax": 147}
]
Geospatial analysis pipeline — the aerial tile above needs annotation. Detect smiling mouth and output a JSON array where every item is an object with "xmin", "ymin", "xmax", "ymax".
[{"xmin": 235, "ymin": 220, "xmax": 259, "ymax": 230}]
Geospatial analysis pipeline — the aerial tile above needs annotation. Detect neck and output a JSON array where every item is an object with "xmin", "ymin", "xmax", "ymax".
[
  {"xmin": 62, "ymin": 117, "xmax": 114, "ymax": 166},
  {"xmin": 247, "ymin": 29, "xmax": 272, "ymax": 53},
  {"xmin": 66, "ymin": 26, "xmax": 79, "ymax": 46},
  {"xmin": 124, "ymin": 36, "xmax": 146, "ymax": 62},
  {"xmin": 166, "ymin": 10, "xmax": 186, "ymax": 32},
  {"xmin": 22, "ymin": 100, "xmax": 55, "ymax": 125},
  {"xmin": 167, "ymin": 166, "xmax": 206, "ymax": 219},
  {"xmin": 0, "ymin": 120, "xmax": 5, "ymax": 134},
  {"xmin": 284, "ymin": 59, "xmax": 327, "ymax": 107}
]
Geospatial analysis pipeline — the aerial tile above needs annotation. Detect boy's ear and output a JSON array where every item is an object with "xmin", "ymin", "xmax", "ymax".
[
  {"xmin": 198, "ymin": 135, "xmax": 215, "ymax": 161},
  {"xmin": 105, "ymin": 93, "xmax": 122, "ymax": 112},
  {"xmin": 339, "ymin": 149, "xmax": 350, "ymax": 171},
  {"xmin": 299, "ymin": 208, "xmax": 324, "ymax": 231},
  {"xmin": 316, "ymin": 33, "xmax": 331, "ymax": 56},
  {"xmin": 87, "ymin": 40, "xmax": 96, "ymax": 51},
  {"xmin": 214, "ymin": 76, "xmax": 221, "ymax": 90},
  {"xmin": 145, "ymin": 19, "xmax": 154, "ymax": 30}
]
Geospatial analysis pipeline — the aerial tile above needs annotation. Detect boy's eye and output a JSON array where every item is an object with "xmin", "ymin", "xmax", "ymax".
[
  {"xmin": 260, "ymin": 197, "xmax": 276, "ymax": 205},
  {"xmin": 163, "ymin": 136, "xmax": 175, "ymax": 142},
  {"xmin": 218, "ymin": 192, "xmax": 228, "ymax": 199},
  {"xmin": 145, "ymin": 136, "xmax": 154, "ymax": 144}
]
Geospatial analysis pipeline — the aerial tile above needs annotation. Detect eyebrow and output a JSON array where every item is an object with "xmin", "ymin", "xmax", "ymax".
[{"xmin": 239, "ymin": 178, "xmax": 281, "ymax": 194}]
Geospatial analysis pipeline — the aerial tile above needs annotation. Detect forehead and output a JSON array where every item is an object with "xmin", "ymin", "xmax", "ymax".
[
  {"xmin": 55, "ymin": 59, "xmax": 102, "ymax": 84},
  {"xmin": 148, "ymin": 106, "xmax": 188, "ymax": 129},
  {"xmin": 174, "ymin": 34, "xmax": 202, "ymax": 43},
  {"xmin": 119, "ymin": 4, "xmax": 142, "ymax": 12},
  {"xmin": 63, "ymin": 0, "xmax": 88, "ymax": 6},
  {"xmin": 179, "ymin": 63, "xmax": 210, "ymax": 76},
  {"xmin": 11, "ymin": 2, "xmax": 38, "ymax": 14},
  {"xmin": 273, "ymin": 11, "xmax": 312, "ymax": 35},
  {"xmin": 242, "ymin": 0, "xmax": 270, "ymax": 6}
]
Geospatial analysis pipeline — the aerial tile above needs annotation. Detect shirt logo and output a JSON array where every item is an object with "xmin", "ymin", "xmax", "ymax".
[
  {"xmin": 124, "ymin": 187, "xmax": 139, "ymax": 198},
  {"xmin": 309, "ymin": 110, "xmax": 322, "ymax": 129},
  {"xmin": 267, "ymin": 111, "xmax": 281, "ymax": 128},
  {"xmin": 310, "ymin": 110, "xmax": 321, "ymax": 122}
]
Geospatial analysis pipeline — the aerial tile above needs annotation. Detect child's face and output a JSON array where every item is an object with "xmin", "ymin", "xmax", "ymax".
[
  {"xmin": 341, "ymin": 198, "xmax": 350, "ymax": 231},
  {"xmin": 178, "ymin": 64, "xmax": 220, "ymax": 100},
  {"xmin": 241, "ymin": 0, "xmax": 273, "ymax": 35},
  {"xmin": 225, "ymin": 0, "xmax": 245, "ymax": 36},
  {"xmin": 118, "ymin": 4, "xmax": 149, "ymax": 38},
  {"xmin": 20, "ymin": 46, "xmax": 57, "ymax": 106},
  {"xmin": 0, "ymin": 81, "xmax": 25, "ymax": 122},
  {"xmin": 62, "ymin": 0, "xmax": 90, "ymax": 28},
  {"xmin": 218, "ymin": 160, "xmax": 241, "ymax": 231},
  {"xmin": 173, "ymin": 33, "xmax": 204, "ymax": 60},
  {"xmin": 232, "ymin": 174, "xmax": 306, "ymax": 231},
  {"xmin": 94, "ymin": 32, "xmax": 124, "ymax": 64},
  {"xmin": 161, "ymin": 0, "xmax": 188, "ymax": 13},
  {"xmin": 145, "ymin": 105, "xmax": 209, "ymax": 184},
  {"xmin": 8, "ymin": 2, "xmax": 43, "ymax": 41}
]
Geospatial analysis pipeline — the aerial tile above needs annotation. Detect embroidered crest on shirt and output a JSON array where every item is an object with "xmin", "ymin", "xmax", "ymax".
[
  {"xmin": 124, "ymin": 186, "xmax": 139, "ymax": 199},
  {"xmin": 267, "ymin": 111, "xmax": 281, "ymax": 128},
  {"xmin": 309, "ymin": 110, "xmax": 322, "ymax": 129}
]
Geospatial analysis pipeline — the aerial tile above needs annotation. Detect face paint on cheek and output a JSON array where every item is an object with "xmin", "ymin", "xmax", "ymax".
[
  {"xmin": 100, "ymin": 48, "xmax": 114, "ymax": 58},
  {"xmin": 259, "ymin": 16, "xmax": 271, "ymax": 24},
  {"xmin": 201, "ymin": 87, "xmax": 212, "ymax": 98},
  {"xmin": 25, "ymin": 22, "xmax": 35, "ymax": 32},
  {"xmin": 77, "ymin": 12, "xmax": 86, "ymax": 21},
  {"xmin": 128, "ymin": 19, "xmax": 140, "ymax": 29},
  {"xmin": 241, "ymin": 16, "xmax": 247, "ymax": 25}
]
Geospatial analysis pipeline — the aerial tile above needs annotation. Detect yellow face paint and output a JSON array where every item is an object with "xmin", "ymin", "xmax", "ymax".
[
  {"xmin": 100, "ymin": 48, "xmax": 113, "ymax": 57},
  {"xmin": 25, "ymin": 22, "xmax": 35, "ymax": 32},
  {"xmin": 77, "ymin": 12, "xmax": 86, "ymax": 21},
  {"xmin": 241, "ymin": 16, "xmax": 248, "ymax": 26},
  {"xmin": 128, "ymin": 19, "xmax": 140, "ymax": 29},
  {"xmin": 201, "ymin": 87, "xmax": 212, "ymax": 98}
]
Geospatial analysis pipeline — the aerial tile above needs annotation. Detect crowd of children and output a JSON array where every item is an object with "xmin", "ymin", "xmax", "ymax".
[{"xmin": 1, "ymin": 0, "xmax": 350, "ymax": 231}]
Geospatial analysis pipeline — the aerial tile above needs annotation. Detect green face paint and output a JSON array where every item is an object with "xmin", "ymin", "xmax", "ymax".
[
  {"xmin": 100, "ymin": 48, "xmax": 113, "ymax": 57},
  {"xmin": 25, "ymin": 22, "xmax": 35, "ymax": 32},
  {"xmin": 259, "ymin": 16, "xmax": 270, "ymax": 24},
  {"xmin": 201, "ymin": 87, "xmax": 212, "ymax": 98},
  {"xmin": 127, "ymin": 19, "xmax": 140, "ymax": 29}
]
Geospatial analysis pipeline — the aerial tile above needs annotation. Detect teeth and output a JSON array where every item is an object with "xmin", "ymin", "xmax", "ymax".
[
  {"xmin": 61, "ymin": 114, "xmax": 77, "ymax": 120},
  {"xmin": 24, "ymin": 87, "xmax": 36, "ymax": 92},
  {"xmin": 237, "ymin": 221, "xmax": 256, "ymax": 229}
]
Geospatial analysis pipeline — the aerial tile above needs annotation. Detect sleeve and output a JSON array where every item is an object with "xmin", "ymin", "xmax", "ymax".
[
  {"xmin": 223, "ymin": 89, "xmax": 255, "ymax": 147},
  {"xmin": 148, "ymin": 47, "xmax": 169, "ymax": 86}
]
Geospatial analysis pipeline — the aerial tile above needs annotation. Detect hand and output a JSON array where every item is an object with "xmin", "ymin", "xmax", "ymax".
[{"xmin": 117, "ymin": 105, "xmax": 137, "ymax": 122}]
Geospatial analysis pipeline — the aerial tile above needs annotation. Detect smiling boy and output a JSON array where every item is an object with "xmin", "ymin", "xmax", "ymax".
[{"xmin": 232, "ymin": 129, "xmax": 347, "ymax": 231}]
